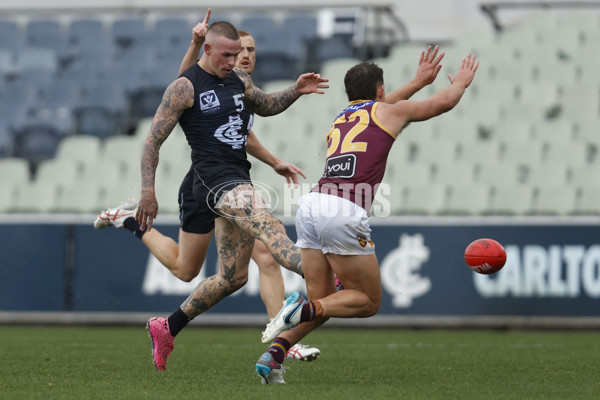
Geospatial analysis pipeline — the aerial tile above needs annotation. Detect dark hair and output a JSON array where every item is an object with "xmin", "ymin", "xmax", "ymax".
[
  {"xmin": 344, "ymin": 62, "xmax": 384, "ymax": 101},
  {"xmin": 207, "ymin": 21, "xmax": 240, "ymax": 41}
]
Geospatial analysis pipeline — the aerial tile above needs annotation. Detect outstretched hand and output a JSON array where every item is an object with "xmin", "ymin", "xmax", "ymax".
[
  {"xmin": 192, "ymin": 9, "xmax": 211, "ymax": 44},
  {"xmin": 414, "ymin": 45, "xmax": 444, "ymax": 86},
  {"xmin": 295, "ymin": 73, "xmax": 329, "ymax": 95},
  {"xmin": 448, "ymin": 53, "xmax": 479, "ymax": 88},
  {"xmin": 273, "ymin": 161, "xmax": 307, "ymax": 187}
]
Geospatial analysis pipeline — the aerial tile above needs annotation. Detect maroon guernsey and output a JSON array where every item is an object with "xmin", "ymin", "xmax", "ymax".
[{"xmin": 315, "ymin": 100, "xmax": 396, "ymax": 212}]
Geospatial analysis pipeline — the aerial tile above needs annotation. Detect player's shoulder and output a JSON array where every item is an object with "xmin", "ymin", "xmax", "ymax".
[{"xmin": 232, "ymin": 67, "xmax": 251, "ymax": 88}]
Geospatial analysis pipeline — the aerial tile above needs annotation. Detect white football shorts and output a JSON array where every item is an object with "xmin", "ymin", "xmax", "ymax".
[{"xmin": 295, "ymin": 192, "xmax": 375, "ymax": 255}]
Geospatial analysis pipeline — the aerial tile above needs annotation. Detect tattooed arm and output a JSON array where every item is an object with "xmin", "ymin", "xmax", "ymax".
[
  {"xmin": 236, "ymin": 68, "xmax": 329, "ymax": 117},
  {"xmin": 136, "ymin": 77, "xmax": 194, "ymax": 231}
]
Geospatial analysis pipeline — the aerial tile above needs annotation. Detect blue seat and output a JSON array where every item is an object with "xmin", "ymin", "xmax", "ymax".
[
  {"xmin": 252, "ymin": 52, "xmax": 296, "ymax": 84},
  {"xmin": 0, "ymin": 98, "xmax": 28, "ymax": 132},
  {"xmin": 15, "ymin": 47, "xmax": 58, "ymax": 74},
  {"xmin": 104, "ymin": 57, "xmax": 148, "ymax": 94},
  {"xmin": 28, "ymin": 107, "xmax": 75, "ymax": 138},
  {"xmin": 0, "ymin": 120, "xmax": 11, "ymax": 156},
  {"xmin": 315, "ymin": 35, "xmax": 355, "ymax": 63},
  {"xmin": 116, "ymin": 42, "xmax": 155, "ymax": 66},
  {"xmin": 1, "ymin": 78, "xmax": 39, "ymax": 113},
  {"xmin": 111, "ymin": 17, "xmax": 147, "ymax": 50},
  {"xmin": 81, "ymin": 84, "xmax": 128, "ymax": 111},
  {"xmin": 25, "ymin": 19, "xmax": 69, "ymax": 57},
  {"xmin": 0, "ymin": 19, "xmax": 23, "ymax": 52},
  {"xmin": 151, "ymin": 17, "xmax": 190, "ymax": 48},
  {"xmin": 11, "ymin": 123, "xmax": 61, "ymax": 169},
  {"xmin": 60, "ymin": 61, "xmax": 106, "ymax": 90},
  {"xmin": 74, "ymin": 84, "xmax": 127, "ymax": 138},
  {"xmin": 73, "ymin": 104, "xmax": 124, "ymax": 138},
  {"xmin": 239, "ymin": 15, "xmax": 277, "ymax": 49},
  {"xmin": 281, "ymin": 14, "xmax": 318, "ymax": 58},
  {"xmin": 68, "ymin": 18, "xmax": 105, "ymax": 48},
  {"xmin": 0, "ymin": 48, "xmax": 14, "ymax": 77},
  {"xmin": 39, "ymin": 79, "xmax": 84, "ymax": 112}
]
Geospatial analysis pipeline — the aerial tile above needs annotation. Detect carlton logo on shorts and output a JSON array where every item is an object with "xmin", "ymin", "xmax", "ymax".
[
  {"xmin": 325, "ymin": 154, "xmax": 356, "ymax": 178},
  {"xmin": 199, "ymin": 90, "xmax": 221, "ymax": 113}
]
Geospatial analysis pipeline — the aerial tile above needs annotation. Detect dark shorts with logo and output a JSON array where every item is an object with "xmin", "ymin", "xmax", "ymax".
[{"xmin": 178, "ymin": 164, "xmax": 251, "ymax": 234}]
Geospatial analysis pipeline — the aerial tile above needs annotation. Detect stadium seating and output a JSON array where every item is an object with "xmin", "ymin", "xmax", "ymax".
[
  {"xmin": 111, "ymin": 16, "xmax": 147, "ymax": 51},
  {"xmin": 486, "ymin": 185, "xmax": 535, "ymax": 216},
  {"xmin": 399, "ymin": 183, "xmax": 447, "ymax": 215},
  {"xmin": 35, "ymin": 158, "xmax": 81, "ymax": 192},
  {"xmin": 441, "ymin": 184, "xmax": 492, "ymax": 216},
  {"xmin": 0, "ymin": 157, "xmax": 30, "ymax": 183},
  {"xmin": 11, "ymin": 123, "xmax": 61, "ymax": 170},
  {"xmin": 54, "ymin": 135, "xmax": 101, "ymax": 171},
  {"xmin": 574, "ymin": 187, "xmax": 600, "ymax": 215},
  {"xmin": 1, "ymin": 8, "xmax": 600, "ymax": 216},
  {"xmin": 54, "ymin": 181, "xmax": 104, "ymax": 213},
  {"xmin": 0, "ymin": 181, "xmax": 15, "ymax": 212},
  {"xmin": 0, "ymin": 19, "xmax": 22, "ymax": 52},
  {"xmin": 0, "ymin": 48, "xmax": 14, "ymax": 78},
  {"xmin": 11, "ymin": 181, "xmax": 59, "ymax": 213},
  {"xmin": 531, "ymin": 185, "xmax": 578, "ymax": 216}
]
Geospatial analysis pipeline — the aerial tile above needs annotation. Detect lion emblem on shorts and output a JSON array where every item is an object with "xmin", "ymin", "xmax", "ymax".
[{"xmin": 357, "ymin": 234, "xmax": 374, "ymax": 248}]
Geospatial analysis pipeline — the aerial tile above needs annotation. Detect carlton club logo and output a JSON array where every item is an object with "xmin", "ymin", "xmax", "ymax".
[
  {"xmin": 214, "ymin": 115, "xmax": 246, "ymax": 149},
  {"xmin": 380, "ymin": 234, "xmax": 432, "ymax": 307}
]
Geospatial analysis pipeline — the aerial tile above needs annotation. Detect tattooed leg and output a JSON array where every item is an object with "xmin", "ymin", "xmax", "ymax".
[
  {"xmin": 216, "ymin": 184, "xmax": 303, "ymax": 277},
  {"xmin": 180, "ymin": 217, "xmax": 254, "ymax": 318}
]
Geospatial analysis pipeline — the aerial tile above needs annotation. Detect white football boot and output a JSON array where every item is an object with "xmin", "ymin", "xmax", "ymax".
[
  {"xmin": 261, "ymin": 291, "xmax": 306, "ymax": 343},
  {"xmin": 94, "ymin": 199, "xmax": 138, "ymax": 230},
  {"xmin": 285, "ymin": 343, "xmax": 321, "ymax": 362}
]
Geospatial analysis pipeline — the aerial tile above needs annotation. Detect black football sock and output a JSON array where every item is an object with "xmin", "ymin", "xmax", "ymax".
[
  {"xmin": 167, "ymin": 308, "xmax": 192, "ymax": 337},
  {"xmin": 123, "ymin": 217, "xmax": 146, "ymax": 239},
  {"xmin": 267, "ymin": 337, "xmax": 291, "ymax": 364}
]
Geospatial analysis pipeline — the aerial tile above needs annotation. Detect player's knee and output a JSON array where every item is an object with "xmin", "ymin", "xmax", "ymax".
[
  {"xmin": 176, "ymin": 271, "xmax": 197, "ymax": 283},
  {"xmin": 360, "ymin": 293, "xmax": 381, "ymax": 317},
  {"xmin": 255, "ymin": 254, "xmax": 279, "ymax": 273},
  {"xmin": 172, "ymin": 264, "xmax": 202, "ymax": 282},
  {"xmin": 364, "ymin": 300, "xmax": 380, "ymax": 317},
  {"xmin": 221, "ymin": 273, "xmax": 248, "ymax": 294}
]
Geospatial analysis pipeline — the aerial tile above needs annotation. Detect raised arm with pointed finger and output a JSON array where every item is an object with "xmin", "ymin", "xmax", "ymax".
[{"xmin": 178, "ymin": 9, "xmax": 211, "ymax": 75}]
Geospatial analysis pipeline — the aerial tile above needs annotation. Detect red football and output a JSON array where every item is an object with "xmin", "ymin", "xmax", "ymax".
[{"xmin": 464, "ymin": 238, "xmax": 507, "ymax": 274}]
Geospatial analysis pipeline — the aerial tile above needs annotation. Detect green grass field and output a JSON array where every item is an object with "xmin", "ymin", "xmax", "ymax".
[{"xmin": 0, "ymin": 326, "xmax": 598, "ymax": 400}]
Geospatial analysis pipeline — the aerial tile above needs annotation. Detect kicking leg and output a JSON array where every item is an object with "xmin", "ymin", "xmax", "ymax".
[
  {"xmin": 94, "ymin": 199, "xmax": 212, "ymax": 282},
  {"xmin": 218, "ymin": 184, "xmax": 302, "ymax": 276},
  {"xmin": 141, "ymin": 228, "xmax": 212, "ymax": 282}
]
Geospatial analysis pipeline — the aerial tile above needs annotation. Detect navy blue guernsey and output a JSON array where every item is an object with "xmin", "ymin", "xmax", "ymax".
[{"xmin": 178, "ymin": 64, "xmax": 253, "ymax": 180}]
